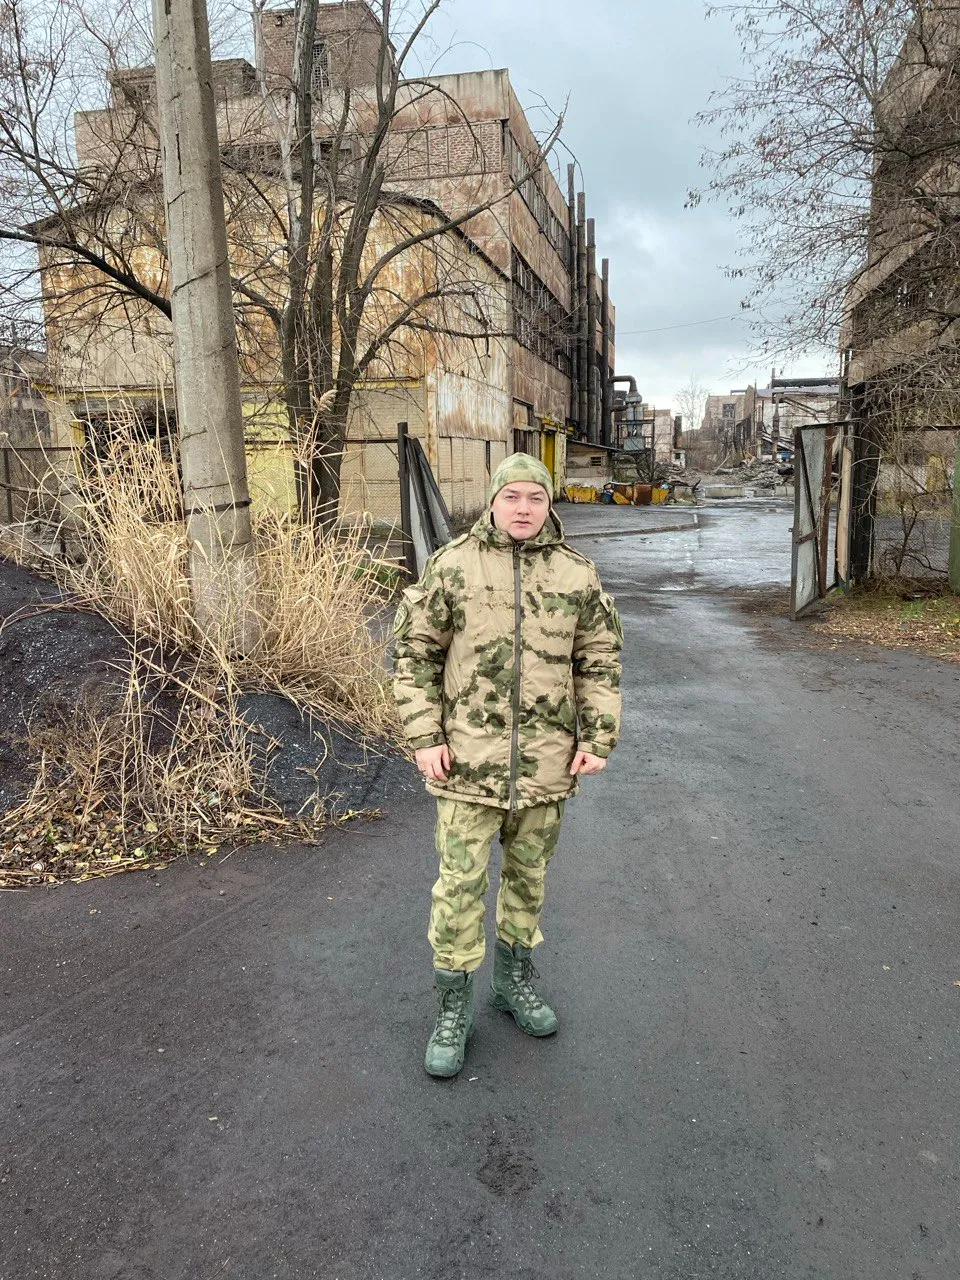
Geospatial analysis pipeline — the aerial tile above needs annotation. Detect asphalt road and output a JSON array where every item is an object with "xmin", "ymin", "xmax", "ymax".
[{"xmin": 3, "ymin": 500, "xmax": 960, "ymax": 1280}]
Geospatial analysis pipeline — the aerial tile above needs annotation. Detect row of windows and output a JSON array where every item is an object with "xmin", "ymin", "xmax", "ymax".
[
  {"xmin": 504, "ymin": 130, "xmax": 571, "ymax": 264},
  {"xmin": 511, "ymin": 250, "xmax": 572, "ymax": 375}
]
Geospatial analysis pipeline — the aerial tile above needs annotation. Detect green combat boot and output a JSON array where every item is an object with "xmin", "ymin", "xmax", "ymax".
[
  {"xmin": 491, "ymin": 939, "xmax": 558, "ymax": 1037},
  {"xmin": 424, "ymin": 969, "xmax": 474, "ymax": 1078}
]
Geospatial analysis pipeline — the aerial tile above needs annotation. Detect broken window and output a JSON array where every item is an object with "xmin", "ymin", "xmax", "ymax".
[
  {"xmin": 510, "ymin": 250, "xmax": 571, "ymax": 374},
  {"xmin": 505, "ymin": 130, "xmax": 571, "ymax": 263},
  {"xmin": 312, "ymin": 40, "xmax": 329, "ymax": 96}
]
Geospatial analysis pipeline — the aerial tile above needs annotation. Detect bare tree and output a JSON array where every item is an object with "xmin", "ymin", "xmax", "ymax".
[
  {"xmin": 237, "ymin": 0, "xmax": 564, "ymax": 523},
  {"xmin": 0, "ymin": 0, "xmax": 564, "ymax": 526},
  {"xmin": 692, "ymin": 0, "xmax": 960, "ymax": 577},
  {"xmin": 675, "ymin": 374, "xmax": 708, "ymax": 433},
  {"xmin": 689, "ymin": 0, "xmax": 960, "ymax": 359}
]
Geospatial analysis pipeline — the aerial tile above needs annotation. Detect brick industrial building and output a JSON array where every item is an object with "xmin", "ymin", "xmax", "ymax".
[{"xmin": 37, "ymin": 1, "xmax": 618, "ymax": 524}]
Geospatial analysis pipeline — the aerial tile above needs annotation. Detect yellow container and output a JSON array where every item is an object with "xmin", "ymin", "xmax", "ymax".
[
  {"xmin": 651, "ymin": 486, "xmax": 670, "ymax": 504},
  {"xmin": 562, "ymin": 484, "xmax": 600, "ymax": 503}
]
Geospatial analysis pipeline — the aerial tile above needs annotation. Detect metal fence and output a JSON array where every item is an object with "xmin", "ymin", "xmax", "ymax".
[
  {"xmin": 0, "ymin": 445, "xmax": 77, "ymax": 524},
  {"xmin": 0, "ymin": 430, "xmax": 490, "ymax": 541},
  {"xmin": 870, "ymin": 429, "xmax": 956, "ymax": 579}
]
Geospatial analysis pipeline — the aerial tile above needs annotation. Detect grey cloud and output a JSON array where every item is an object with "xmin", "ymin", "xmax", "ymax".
[{"xmin": 425, "ymin": 0, "xmax": 809, "ymax": 408}]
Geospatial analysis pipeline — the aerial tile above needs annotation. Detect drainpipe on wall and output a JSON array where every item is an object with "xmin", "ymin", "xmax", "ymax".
[
  {"xmin": 567, "ymin": 164, "xmax": 579, "ymax": 431},
  {"xmin": 600, "ymin": 257, "xmax": 611, "ymax": 447},
  {"xmin": 576, "ymin": 192, "xmax": 588, "ymax": 437},
  {"xmin": 586, "ymin": 218, "xmax": 598, "ymax": 443}
]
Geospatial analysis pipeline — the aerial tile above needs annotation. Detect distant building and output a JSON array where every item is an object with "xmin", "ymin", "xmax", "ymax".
[
  {"xmin": 0, "ymin": 344, "xmax": 66, "ymax": 524},
  {"xmin": 754, "ymin": 377, "xmax": 840, "ymax": 458},
  {"xmin": 702, "ymin": 379, "xmax": 838, "ymax": 458},
  {"xmin": 701, "ymin": 387, "xmax": 758, "ymax": 455}
]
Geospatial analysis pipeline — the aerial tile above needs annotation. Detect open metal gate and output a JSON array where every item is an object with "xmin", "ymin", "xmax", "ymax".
[
  {"xmin": 397, "ymin": 420, "xmax": 453, "ymax": 579},
  {"xmin": 791, "ymin": 421, "xmax": 850, "ymax": 619}
]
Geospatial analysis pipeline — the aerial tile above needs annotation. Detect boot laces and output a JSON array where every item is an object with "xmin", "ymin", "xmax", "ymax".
[
  {"xmin": 433, "ymin": 986, "xmax": 467, "ymax": 1047},
  {"xmin": 514, "ymin": 955, "xmax": 543, "ymax": 1009}
]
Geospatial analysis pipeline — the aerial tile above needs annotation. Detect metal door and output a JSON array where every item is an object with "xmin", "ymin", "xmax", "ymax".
[{"xmin": 791, "ymin": 422, "xmax": 846, "ymax": 618}]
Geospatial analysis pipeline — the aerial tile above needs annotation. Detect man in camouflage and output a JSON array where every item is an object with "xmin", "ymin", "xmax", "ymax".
[{"xmin": 392, "ymin": 452, "xmax": 622, "ymax": 1078}]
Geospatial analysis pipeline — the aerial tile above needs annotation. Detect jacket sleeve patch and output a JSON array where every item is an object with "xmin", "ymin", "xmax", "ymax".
[{"xmin": 599, "ymin": 592, "xmax": 624, "ymax": 644}]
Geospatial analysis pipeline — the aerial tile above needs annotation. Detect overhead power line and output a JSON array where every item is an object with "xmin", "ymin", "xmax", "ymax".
[{"xmin": 617, "ymin": 314, "xmax": 745, "ymax": 337}]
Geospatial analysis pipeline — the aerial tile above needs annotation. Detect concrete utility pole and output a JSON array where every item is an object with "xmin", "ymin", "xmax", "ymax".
[{"xmin": 152, "ymin": 0, "xmax": 257, "ymax": 650}]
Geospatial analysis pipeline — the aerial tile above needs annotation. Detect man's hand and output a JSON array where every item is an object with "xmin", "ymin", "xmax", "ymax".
[
  {"xmin": 416, "ymin": 744, "xmax": 451, "ymax": 782},
  {"xmin": 570, "ymin": 750, "xmax": 606, "ymax": 777}
]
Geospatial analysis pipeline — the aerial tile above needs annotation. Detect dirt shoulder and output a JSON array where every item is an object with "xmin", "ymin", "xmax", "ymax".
[
  {"xmin": 812, "ymin": 586, "xmax": 960, "ymax": 665},
  {"xmin": 734, "ymin": 579, "xmax": 960, "ymax": 668}
]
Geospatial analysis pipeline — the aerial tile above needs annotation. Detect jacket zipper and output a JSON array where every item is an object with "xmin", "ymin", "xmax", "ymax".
[{"xmin": 508, "ymin": 542, "xmax": 523, "ymax": 809}]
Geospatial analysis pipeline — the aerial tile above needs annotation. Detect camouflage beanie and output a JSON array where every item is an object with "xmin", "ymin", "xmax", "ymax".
[{"xmin": 488, "ymin": 452, "xmax": 554, "ymax": 505}]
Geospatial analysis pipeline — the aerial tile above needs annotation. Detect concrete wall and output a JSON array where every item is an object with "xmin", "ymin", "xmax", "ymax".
[
  {"xmin": 565, "ymin": 444, "xmax": 613, "ymax": 488},
  {"xmin": 60, "ymin": 25, "xmax": 616, "ymax": 525}
]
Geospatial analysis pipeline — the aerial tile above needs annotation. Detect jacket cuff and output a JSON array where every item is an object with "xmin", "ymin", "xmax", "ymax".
[
  {"xmin": 408, "ymin": 732, "xmax": 446, "ymax": 750},
  {"xmin": 577, "ymin": 739, "xmax": 613, "ymax": 759}
]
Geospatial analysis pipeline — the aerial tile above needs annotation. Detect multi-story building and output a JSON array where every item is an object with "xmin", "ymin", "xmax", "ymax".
[
  {"xmin": 841, "ymin": 3, "xmax": 960, "ymax": 578},
  {"xmin": 843, "ymin": 4, "xmax": 960, "ymax": 420},
  {"xmin": 754, "ymin": 377, "xmax": 840, "ymax": 458},
  {"xmin": 702, "ymin": 389, "xmax": 747, "ymax": 433},
  {"xmin": 39, "ymin": 1, "xmax": 617, "ymax": 523},
  {"xmin": 701, "ymin": 388, "xmax": 755, "ymax": 455},
  {"xmin": 702, "ymin": 379, "xmax": 838, "ymax": 459}
]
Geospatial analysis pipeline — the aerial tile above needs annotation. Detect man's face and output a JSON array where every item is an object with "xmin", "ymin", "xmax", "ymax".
[{"xmin": 491, "ymin": 481, "xmax": 550, "ymax": 540}]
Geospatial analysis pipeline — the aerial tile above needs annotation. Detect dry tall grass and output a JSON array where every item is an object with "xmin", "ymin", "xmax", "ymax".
[
  {"xmin": 0, "ymin": 653, "xmax": 292, "ymax": 886},
  {"xmin": 0, "ymin": 437, "xmax": 401, "ymax": 886},
  {"xmin": 46, "ymin": 439, "xmax": 398, "ymax": 734}
]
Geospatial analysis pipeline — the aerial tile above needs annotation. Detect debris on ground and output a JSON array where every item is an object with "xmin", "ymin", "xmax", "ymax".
[
  {"xmin": 812, "ymin": 587, "xmax": 960, "ymax": 664},
  {"xmin": 706, "ymin": 458, "xmax": 793, "ymax": 489}
]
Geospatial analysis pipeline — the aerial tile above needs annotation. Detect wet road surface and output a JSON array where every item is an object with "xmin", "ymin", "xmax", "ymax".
[
  {"xmin": 3, "ymin": 502, "xmax": 960, "ymax": 1279},
  {"xmin": 578, "ymin": 499, "xmax": 794, "ymax": 594}
]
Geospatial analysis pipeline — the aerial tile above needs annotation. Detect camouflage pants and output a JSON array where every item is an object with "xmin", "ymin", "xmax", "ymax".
[{"xmin": 429, "ymin": 797, "xmax": 565, "ymax": 973}]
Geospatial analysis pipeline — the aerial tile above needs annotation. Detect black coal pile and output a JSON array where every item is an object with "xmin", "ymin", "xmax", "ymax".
[{"xmin": 0, "ymin": 557, "xmax": 409, "ymax": 822}]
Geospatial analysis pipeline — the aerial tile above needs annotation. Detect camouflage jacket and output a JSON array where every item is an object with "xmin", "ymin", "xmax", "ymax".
[{"xmin": 392, "ymin": 510, "xmax": 623, "ymax": 810}]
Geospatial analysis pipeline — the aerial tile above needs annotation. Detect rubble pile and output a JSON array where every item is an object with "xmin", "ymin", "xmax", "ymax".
[{"xmin": 709, "ymin": 458, "xmax": 793, "ymax": 489}]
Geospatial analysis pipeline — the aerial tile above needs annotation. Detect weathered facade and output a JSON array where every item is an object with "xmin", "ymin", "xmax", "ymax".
[
  {"xmin": 39, "ymin": 2, "xmax": 619, "ymax": 526},
  {"xmin": 840, "ymin": 5, "xmax": 960, "ymax": 580},
  {"xmin": 701, "ymin": 381, "xmax": 837, "ymax": 459},
  {"xmin": 754, "ymin": 379, "xmax": 840, "ymax": 458},
  {"xmin": 843, "ymin": 4, "xmax": 960, "ymax": 404}
]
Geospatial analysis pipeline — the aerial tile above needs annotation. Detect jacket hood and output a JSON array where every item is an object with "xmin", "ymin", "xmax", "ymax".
[{"xmin": 487, "ymin": 452, "xmax": 554, "ymax": 504}]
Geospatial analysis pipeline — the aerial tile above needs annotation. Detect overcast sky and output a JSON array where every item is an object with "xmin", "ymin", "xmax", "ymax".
[{"xmin": 419, "ymin": 0, "xmax": 832, "ymax": 414}]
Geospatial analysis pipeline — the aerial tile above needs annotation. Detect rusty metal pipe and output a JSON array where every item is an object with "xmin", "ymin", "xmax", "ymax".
[
  {"xmin": 576, "ymin": 192, "xmax": 587, "ymax": 436},
  {"xmin": 586, "ymin": 217, "xmax": 597, "ymax": 443},
  {"xmin": 600, "ymin": 257, "xmax": 611, "ymax": 447},
  {"xmin": 567, "ymin": 164, "xmax": 578, "ymax": 429}
]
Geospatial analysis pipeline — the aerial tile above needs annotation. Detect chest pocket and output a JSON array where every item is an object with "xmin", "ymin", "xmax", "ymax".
[
  {"xmin": 528, "ymin": 588, "xmax": 581, "ymax": 656},
  {"xmin": 459, "ymin": 586, "xmax": 515, "ymax": 638}
]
